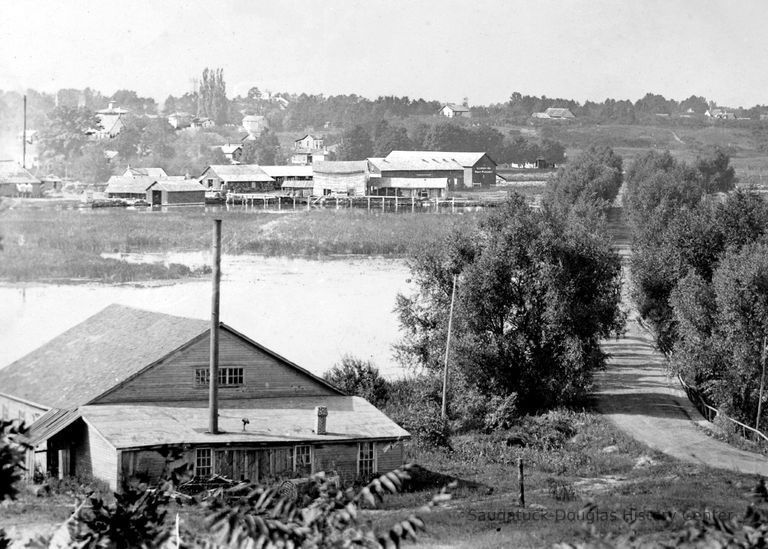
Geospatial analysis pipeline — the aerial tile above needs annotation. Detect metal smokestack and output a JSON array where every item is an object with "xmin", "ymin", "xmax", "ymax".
[{"xmin": 209, "ymin": 219, "xmax": 222, "ymax": 434}]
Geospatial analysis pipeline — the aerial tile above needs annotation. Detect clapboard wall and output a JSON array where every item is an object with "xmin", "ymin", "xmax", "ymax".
[{"xmin": 95, "ymin": 329, "xmax": 337, "ymax": 404}]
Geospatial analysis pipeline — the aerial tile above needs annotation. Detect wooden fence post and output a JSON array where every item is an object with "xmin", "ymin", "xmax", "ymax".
[{"xmin": 518, "ymin": 458, "xmax": 525, "ymax": 507}]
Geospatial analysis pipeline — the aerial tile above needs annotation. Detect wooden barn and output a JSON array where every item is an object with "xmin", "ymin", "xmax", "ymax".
[
  {"xmin": 146, "ymin": 179, "xmax": 206, "ymax": 206},
  {"xmin": 312, "ymin": 161, "xmax": 368, "ymax": 196},
  {"xmin": 0, "ymin": 305, "xmax": 408, "ymax": 490},
  {"xmin": 198, "ymin": 165, "xmax": 275, "ymax": 193},
  {"xmin": 385, "ymin": 151, "xmax": 497, "ymax": 188}
]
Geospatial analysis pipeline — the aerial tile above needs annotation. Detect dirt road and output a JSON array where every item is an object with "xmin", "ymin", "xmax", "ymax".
[{"xmin": 595, "ymin": 291, "xmax": 768, "ymax": 475}]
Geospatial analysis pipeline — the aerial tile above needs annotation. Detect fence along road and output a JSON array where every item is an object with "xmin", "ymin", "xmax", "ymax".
[{"xmin": 596, "ymin": 207, "xmax": 768, "ymax": 475}]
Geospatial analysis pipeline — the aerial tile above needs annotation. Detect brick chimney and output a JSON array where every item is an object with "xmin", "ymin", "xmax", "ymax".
[{"xmin": 315, "ymin": 406, "xmax": 328, "ymax": 435}]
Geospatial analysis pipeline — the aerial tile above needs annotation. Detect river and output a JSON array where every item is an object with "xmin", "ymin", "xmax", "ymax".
[{"xmin": 0, "ymin": 254, "xmax": 413, "ymax": 379}]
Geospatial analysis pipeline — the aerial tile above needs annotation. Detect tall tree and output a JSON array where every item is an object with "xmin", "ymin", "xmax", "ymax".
[
  {"xmin": 198, "ymin": 67, "xmax": 229, "ymax": 125},
  {"xmin": 396, "ymin": 196, "xmax": 624, "ymax": 411}
]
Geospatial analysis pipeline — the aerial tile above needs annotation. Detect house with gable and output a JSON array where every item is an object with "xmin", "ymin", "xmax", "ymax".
[
  {"xmin": 0, "ymin": 305, "xmax": 408, "ymax": 490},
  {"xmin": 439, "ymin": 104, "xmax": 470, "ymax": 118}
]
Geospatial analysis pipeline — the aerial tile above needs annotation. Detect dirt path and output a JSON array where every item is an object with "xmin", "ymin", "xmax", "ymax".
[{"xmin": 595, "ymin": 274, "xmax": 768, "ymax": 475}]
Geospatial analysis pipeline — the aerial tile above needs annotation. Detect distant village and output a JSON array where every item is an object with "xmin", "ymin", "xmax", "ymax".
[{"xmin": 0, "ymin": 100, "xmax": 513, "ymax": 207}]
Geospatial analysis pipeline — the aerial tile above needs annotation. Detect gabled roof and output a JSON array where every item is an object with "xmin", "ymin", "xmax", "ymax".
[
  {"xmin": 220, "ymin": 144, "xmax": 242, "ymax": 155},
  {"xmin": 0, "ymin": 161, "xmax": 41, "ymax": 184},
  {"xmin": 79, "ymin": 397, "xmax": 409, "ymax": 449},
  {"xmin": 368, "ymin": 156, "xmax": 462, "ymax": 172},
  {"xmin": 442, "ymin": 103, "xmax": 469, "ymax": 112},
  {"xmin": 385, "ymin": 150, "xmax": 494, "ymax": 169},
  {"xmin": 105, "ymin": 175, "xmax": 156, "ymax": 194},
  {"xmin": 295, "ymin": 134, "xmax": 321, "ymax": 143},
  {"xmin": 125, "ymin": 167, "xmax": 168, "ymax": 179},
  {"xmin": 201, "ymin": 165, "xmax": 274, "ymax": 182},
  {"xmin": 312, "ymin": 160, "xmax": 368, "ymax": 174},
  {"xmin": 0, "ymin": 304, "xmax": 343, "ymax": 410},
  {"xmin": 0, "ymin": 305, "xmax": 211, "ymax": 409},
  {"xmin": 147, "ymin": 179, "xmax": 205, "ymax": 192}
]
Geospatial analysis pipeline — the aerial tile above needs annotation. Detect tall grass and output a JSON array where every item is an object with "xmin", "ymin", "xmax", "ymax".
[{"xmin": 0, "ymin": 207, "xmax": 481, "ymax": 282}]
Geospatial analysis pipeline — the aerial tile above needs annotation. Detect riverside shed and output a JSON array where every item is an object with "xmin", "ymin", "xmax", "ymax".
[{"xmin": 146, "ymin": 179, "xmax": 205, "ymax": 206}]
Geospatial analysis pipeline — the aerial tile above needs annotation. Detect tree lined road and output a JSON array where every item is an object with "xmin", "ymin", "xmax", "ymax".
[{"xmin": 596, "ymin": 209, "xmax": 768, "ymax": 474}]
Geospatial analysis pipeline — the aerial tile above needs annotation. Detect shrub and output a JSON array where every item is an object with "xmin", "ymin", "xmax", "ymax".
[{"xmin": 324, "ymin": 355, "xmax": 390, "ymax": 408}]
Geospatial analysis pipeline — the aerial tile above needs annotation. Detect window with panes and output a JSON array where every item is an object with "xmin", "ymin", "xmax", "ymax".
[
  {"xmin": 195, "ymin": 367, "xmax": 244, "ymax": 387},
  {"xmin": 195, "ymin": 448, "xmax": 212, "ymax": 477},
  {"xmin": 357, "ymin": 442, "xmax": 375, "ymax": 477},
  {"xmin": 295, "ymin": 445, "xmax": 312, "ymax": 476}
]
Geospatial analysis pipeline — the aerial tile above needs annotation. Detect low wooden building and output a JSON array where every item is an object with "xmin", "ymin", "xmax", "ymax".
[
  {"xmin": 198, "ymin": 164, "xmax": 275, "ymax": 193},
  {"xmin": 0, "ymin": 161, "xmax": 42, "ymax": 197},
  {"xmin": 439, "ymin": 104, "xmax": 470, "ymax": 118},
  {"xmin": 312, "ymin": 161, "xmax": 368, "ymax": 196},
  {"xmin": 146, "ymin": 179, "xmax": 205, "ymax": 206},
  {"xmin": 0, "ymin": 305, "xmax": 407, "ymax": 490},
  {"xmin": 105, "ymin": 176, "xmax": 155, "ymax": 199}
]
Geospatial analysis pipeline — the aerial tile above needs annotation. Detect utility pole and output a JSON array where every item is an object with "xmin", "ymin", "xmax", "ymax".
[
  {"xmin": 22, "ymin": 95, "xmax": 27, "ymax": 169},
  {"xmin": 209, "ymin": 219, "xmax": 222, "ymax": 434},
  {"xmin": 757, "ymin": 335, "xmax": 767, "ymax": 433},
  {"xmin": 441, "ymin": 274, "xmax": 457, "ymax": 420}
]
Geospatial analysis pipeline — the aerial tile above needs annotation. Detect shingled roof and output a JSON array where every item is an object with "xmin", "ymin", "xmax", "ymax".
[
  {"xmin": 201, "ymin": 165, "xmax": 274, "ymax": 182},
  {"xmin": 0, "ymin": 305, "xmax": 210, "ymax": 409}
]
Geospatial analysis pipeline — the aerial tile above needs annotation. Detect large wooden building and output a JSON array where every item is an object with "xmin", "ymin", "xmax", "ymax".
[
  {"xmin": 312, "ymin": 161, "xmax": 368, "ymax": 196},
  {"xmin": 367, "ymin": 157, "xmax": 460, "ymax": 199},
  {"xmin": 385, "ymin": 151, "xmax": 496, "ymax": 188},
  {"xmin": 104, "ymin": 175, "xmax": 156, "ymax": 199},
  {"xmin": 0, "ymin": 306, "xmax": 407, "ymax": 490}
]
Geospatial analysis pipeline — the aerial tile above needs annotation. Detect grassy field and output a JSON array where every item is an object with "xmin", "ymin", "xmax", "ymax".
[
  {"xmin": 366, "ymin": 410, "xmax": 759, "ymax": 548},
  {"xmin": 0, "ymin": 206, "xmax": 482, "ymax": 283}
]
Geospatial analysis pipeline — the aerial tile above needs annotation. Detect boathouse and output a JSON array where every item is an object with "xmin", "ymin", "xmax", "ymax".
[
  {"xmin": 146, "ymin": 179, "xmax": 206, "ymax": 206},
  {"xmin": 104, "ymin": 175, "xmax": 156, "ymax": 199},
  {"xmin": 0, "ymin": 305, "xmax": 408, "ymax": 490},
  {"xmin": 198, "ymin": 164, "xmax": 275, "ymax": 193}
]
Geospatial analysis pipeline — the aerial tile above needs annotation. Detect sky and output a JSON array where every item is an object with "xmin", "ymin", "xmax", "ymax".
[{"xmin": 2, "ymin": 0, "xmax": 768, "ymax": 108}]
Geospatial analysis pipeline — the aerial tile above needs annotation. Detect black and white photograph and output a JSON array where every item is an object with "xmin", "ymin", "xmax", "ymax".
[{"xmin": 1, "ymin": 1, "xmax": 768, "ymax": 546}]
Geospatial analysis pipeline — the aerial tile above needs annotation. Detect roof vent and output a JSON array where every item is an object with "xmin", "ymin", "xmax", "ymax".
[{"xmin": 315, "ymin": 406, "xmax": 328, "ymax": 435}]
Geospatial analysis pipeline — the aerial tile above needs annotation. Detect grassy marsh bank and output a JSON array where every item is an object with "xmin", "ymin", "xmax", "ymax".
[{"xmin": 0, "ymin": 207, "xmax": 482, "ymax": 283}]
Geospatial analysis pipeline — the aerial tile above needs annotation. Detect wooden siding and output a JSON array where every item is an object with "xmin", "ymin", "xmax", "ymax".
[
  {"xmin": 95, "ymin": 329, "xmax": 337, "ymax": 404},
  {"xmin": 377, "ymin": 441, "xmax": 404, "ymax": 472},
  {"xmin": 88, "ymin": 424, "xmax": 119, "ymax": 490},
  {"xmin": 314, "ymin": 443, "xmax": 359, "ymax": 484},
  {"xmin": 45, "ymin": 420, "xmax": 118, "ymax": 490},
  {"xmin": 471, "ymin": 155, "xmax": 496, "ymax": 187},
  {"xmin": 119, "ymin": 441, "xmax": 401, "ymax": 487},
  {"xmin": 313, "ymin": 172, "xmax": 366, "ymax": 197},
  {"xmin": 0, "ymin": 394, "xmax": 47, "ymax": 425}
]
